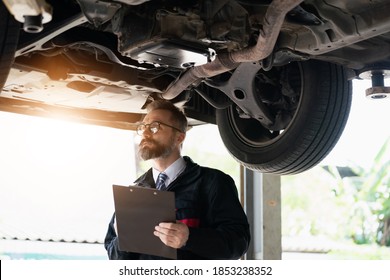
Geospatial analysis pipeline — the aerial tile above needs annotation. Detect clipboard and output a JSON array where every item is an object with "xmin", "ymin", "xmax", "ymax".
[{"xmin": 112, "ymin": 184, "xmax": 177, "ymax": 259}]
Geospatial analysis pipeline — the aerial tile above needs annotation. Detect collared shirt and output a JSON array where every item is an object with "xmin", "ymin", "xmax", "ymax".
[{"xmin": 152, "ymin": 157, "xmax": 186, "ymax": 188}]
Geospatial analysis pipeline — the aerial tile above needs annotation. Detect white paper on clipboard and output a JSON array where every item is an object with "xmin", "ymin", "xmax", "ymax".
[{"xmin": 112, "ymin": 184, "xmax": 176, "ymax": 259}]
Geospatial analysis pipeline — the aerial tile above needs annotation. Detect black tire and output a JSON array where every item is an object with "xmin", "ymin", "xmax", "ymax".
[
  {"xmin": 216, "ymin": 60, "xmax": 352, "ymax": 175},
  {"xmin": 0, "ymin": 2, "xmax": 20, "ymax": 90}
]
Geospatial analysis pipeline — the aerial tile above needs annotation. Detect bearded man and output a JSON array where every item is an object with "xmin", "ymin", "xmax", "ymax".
[{"xmin": 104, "ymin": 99, "xmax": 250, "ymax": 260}]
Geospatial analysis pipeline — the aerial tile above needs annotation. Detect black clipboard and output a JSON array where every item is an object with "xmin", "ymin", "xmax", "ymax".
[{"xmin": 112, "ymin": 185, "xmax": 177, "ymax": 259}]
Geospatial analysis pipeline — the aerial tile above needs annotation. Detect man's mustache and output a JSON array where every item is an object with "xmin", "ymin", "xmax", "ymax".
[{"xmin": 140, "ymin": 139, "xmax": 157, "ymax": 146}]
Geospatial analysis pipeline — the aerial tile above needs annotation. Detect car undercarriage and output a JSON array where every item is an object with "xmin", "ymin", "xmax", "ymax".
[{"xmin": 1, "ymin": 0, "xmax": 389, "ymax": 174}]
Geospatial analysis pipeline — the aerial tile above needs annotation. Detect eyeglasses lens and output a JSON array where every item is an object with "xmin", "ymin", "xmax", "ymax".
[
  {"xmin": 149, "ymin": 122, "xmax": 159, "ymax": 134},
  {"xmin": 136, "ymin": 122, "xmax": 160, "ymax": 135}
]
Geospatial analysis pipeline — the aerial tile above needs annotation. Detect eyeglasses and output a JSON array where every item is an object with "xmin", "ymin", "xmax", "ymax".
[{"xmin": 136, "ymin": 121, "xmax": 183, "ymax": 136}]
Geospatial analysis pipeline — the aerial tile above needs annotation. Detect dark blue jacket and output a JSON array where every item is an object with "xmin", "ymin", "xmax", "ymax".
[{"xmin": 104, "ymin": 156, "xmax": 250, "ymax": 259}]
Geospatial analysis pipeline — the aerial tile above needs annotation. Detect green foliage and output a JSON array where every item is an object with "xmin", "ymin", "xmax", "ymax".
[
  {"xmin": 282, "ymin": 137, "xmax": 390, "ymax": 252},
  {"xmin": 328, "ymin": 243, "xmax": 390, "ymax": 259},
  {"xmin": 281, "ymin": 167, "xmax": 349, "ymax": 239},
  {"xmin": 322, "ymin": 138, "xmax": 390, "ymax": 246}
]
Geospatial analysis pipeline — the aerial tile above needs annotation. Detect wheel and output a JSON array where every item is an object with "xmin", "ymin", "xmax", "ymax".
[
  {"xmin": 216, "ymin": 60, "xmax": 352, "ymax": 175},
  {"xmin": 0, "ymin": 2, "xmax": 20, "ymax": 90}
]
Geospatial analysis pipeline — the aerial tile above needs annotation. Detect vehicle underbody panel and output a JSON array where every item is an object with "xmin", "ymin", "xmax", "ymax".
[{"xmin": 1, "ymin": 0, "xmax": 389, "ymax": 173}]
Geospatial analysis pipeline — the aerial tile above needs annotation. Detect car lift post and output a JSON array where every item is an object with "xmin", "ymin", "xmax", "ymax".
[{"xmin": 241, "ymin": 167, "xmax": 282, "ymax": 260}]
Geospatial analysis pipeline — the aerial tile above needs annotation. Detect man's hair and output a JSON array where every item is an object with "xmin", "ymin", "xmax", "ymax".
[{"xmin": 146, "ymin": 99, "xmax": 188, "ymax": 133}]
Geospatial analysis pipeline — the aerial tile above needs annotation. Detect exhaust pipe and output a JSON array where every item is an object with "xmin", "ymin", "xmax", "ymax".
[{"xmin": 162, "ymin": 0, "xmax": 304, "ymax": 100}]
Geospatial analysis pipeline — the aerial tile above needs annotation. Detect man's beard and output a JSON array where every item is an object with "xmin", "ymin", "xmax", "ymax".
[{"xmin": 138, "ymin": 137, "xmax": 175, "ymax": 160}]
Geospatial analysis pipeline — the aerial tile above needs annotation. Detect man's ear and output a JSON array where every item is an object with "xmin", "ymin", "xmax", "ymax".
[{"xmin": 176, "ymin": 132, "xmax": 186, "ymax": 145}]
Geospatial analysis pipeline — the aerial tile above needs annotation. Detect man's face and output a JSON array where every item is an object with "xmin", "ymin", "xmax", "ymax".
[{"xmin": 138, "ymin": 109, "xmax": 179, "ymax": 161}]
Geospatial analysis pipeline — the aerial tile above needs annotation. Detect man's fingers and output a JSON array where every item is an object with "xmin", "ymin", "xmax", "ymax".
[
  {"xmin": 154, "ymin": 222, "xmax": 189, "ymax": 249},
  {"xmin": 158, "ymin": 222, "xmax": 179, "ymax": 230}
]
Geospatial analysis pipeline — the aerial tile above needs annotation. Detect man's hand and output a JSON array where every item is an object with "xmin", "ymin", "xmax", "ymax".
[{"xmin": 154, "ymin": 221, "xmax": 189, "ymax": 249}]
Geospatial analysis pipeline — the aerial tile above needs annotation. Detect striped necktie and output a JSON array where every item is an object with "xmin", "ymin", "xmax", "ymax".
[{"xmin": 156, "ymin": 172, "xmax": 168, "ymax": 190}]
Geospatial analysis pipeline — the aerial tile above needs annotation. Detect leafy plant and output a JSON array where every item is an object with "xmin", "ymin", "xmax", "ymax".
[{"xmin": 323, "ymin": 138, "xmax": 390, "ymax": 246}]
